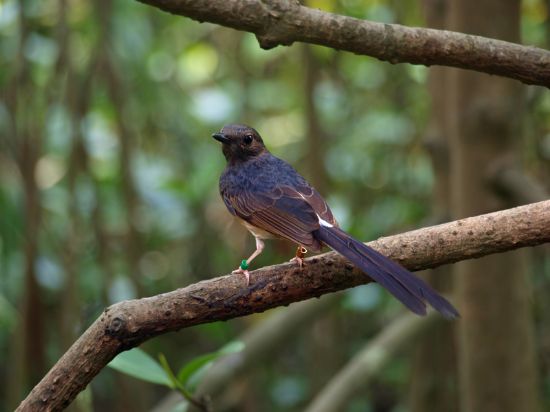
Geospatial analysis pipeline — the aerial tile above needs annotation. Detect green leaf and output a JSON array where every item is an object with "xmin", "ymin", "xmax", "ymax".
[
  {"xmin": 176, "ymin": 352, "xmax": 221, "ymax": 388},
  {"xmin": 159, "ymin": 354, "xmax": 202, "ymax": 406},
  {"xmin": 220, "ymin": 340, "xmax": 245, "ymax": 354},
  {"xmin": 108, "ymin": 348, "xmax": 172, "ymax": 387},
  {"xmin": 169, "ymin": 401, "xmax": 188, "ymax": 412},
  {"xmin": 177, "ymin": 341, "xmax": 245, "ymax": 389},
  {"xmin": 158, "ymin": 353, "xmax": 184, "ymax": 390}
]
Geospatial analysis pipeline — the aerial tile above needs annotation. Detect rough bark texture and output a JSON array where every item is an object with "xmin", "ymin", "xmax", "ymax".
[
  {"xmin": 135, "ymin": 0, "xmax": 550, "ymax": 87},
  {"xmin": 449, "ymin": 0, "xmax": 540, "ymax": 411},
  {"xmin": 15, "ymin": 200, "xmax": 550, "ymax": 411}
]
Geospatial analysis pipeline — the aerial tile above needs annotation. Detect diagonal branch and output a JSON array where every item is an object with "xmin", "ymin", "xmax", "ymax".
[
  {"xmin": 305, "ymin": 311, "xmax": 440, "ymax": 412},
  {"xmin": 17, "ymin": 200, "xmax": 550, "ymax": 411},
  {"xmin": 136, "ymin": 0, "xmax": 550, "ymax": 87}
]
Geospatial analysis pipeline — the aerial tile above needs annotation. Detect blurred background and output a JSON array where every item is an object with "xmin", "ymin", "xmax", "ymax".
[{"xmin": 1, "ymin": 0, "xmax": 549, "ymax": 411}]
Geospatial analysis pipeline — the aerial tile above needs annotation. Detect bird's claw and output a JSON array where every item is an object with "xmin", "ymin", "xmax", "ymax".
[
  {"xmin": 290, "ymin": 256, "xmax": 304, "ymax": 269},
  {"xmin": 232, "ymin": 268, "xmax": 250, "ymax": 285},
  {"xmin": 290, "ymin": 246, "xmax": 307, "ymax": 269}
]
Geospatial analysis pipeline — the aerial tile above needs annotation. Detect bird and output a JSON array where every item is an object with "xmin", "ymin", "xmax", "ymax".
[{"xmin": 212, "ymin": 124, "xmax": 459, "ymax": 319}]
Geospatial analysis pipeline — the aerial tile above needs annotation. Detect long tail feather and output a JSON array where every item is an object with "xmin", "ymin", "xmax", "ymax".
[{"xmin": 314, "ymin": 226, "xmax": 459, "ymax": 319}]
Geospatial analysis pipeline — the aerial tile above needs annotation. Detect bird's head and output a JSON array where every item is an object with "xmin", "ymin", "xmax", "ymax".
[{"xmin": 212, "ymin": 124, "xmax": 267, "ymax": 163}]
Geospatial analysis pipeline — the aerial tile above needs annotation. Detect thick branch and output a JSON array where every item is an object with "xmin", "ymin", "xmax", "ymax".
[
  {"xmin": 136, "ymin": 0, "xmax": 550, "ymax": 87},
  {"xmin": 18, "ymin": 200, "xmax": 550, "ymax": 411}
]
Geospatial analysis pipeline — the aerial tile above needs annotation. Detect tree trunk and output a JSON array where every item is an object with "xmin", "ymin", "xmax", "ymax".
[
  {"xmin": 10, "ymin": 135, "xmax": 46, "ymax": 408},
  {"xmin": 408, "ymin": 1, "xmax": 458, "ymax": 410},
  {"xmin": 449, "ymin": 0, "xmax": 540, "ymax": 411},
  {"xmin": 302, "ymin": 42, "xmax": 345, "ymax": 393}
]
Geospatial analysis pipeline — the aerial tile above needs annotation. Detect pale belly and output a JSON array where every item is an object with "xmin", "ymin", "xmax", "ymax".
[{"xmin": 240, "ymin": 218, "xmax": 277, "ymax": 240}]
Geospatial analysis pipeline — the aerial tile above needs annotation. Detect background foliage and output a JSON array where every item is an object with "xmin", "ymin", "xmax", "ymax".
[{"xmin": 1, "ymin": 0, "xmax": 549, "ymax": 410}]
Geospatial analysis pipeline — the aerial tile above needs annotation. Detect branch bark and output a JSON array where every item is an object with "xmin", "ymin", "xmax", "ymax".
[
  {"xmin": 136, "ymin": 0, "xmax": 550, "ymax": 87},
  {"xmin": 17, "ymin": 200, "xmax": 550, "ymax": 411}
]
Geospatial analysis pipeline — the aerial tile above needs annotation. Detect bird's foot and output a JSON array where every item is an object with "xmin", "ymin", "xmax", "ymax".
[
  {"xmin": 289, "ymin": 256, "xmax": 304, "ymax": 268},
  {"xmin": 232, "ymin": 267, "xmax": 250, "ymax": 285},
  {"xmin": 290, "ymin": 246, "xmax": 307, "ymax": 269}
]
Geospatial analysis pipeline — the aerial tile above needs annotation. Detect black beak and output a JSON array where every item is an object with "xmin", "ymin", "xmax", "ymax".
[{"xmin": 212, "ymin": 132, "xmax": 230, "ymax": 144}]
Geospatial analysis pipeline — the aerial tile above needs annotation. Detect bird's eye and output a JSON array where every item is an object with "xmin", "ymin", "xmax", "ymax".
[{"xmin": 243, "ymin": 134, "xmax": 253, "ymax": 145}]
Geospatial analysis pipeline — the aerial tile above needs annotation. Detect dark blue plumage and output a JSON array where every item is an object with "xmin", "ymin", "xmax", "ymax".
[
  {"xmin": 314, "ymin": 226, "xmax": 458, "ymax": 318},
  {"xmin": 213, "ymin": 124, "xmax": 459, "ymax": 319}
]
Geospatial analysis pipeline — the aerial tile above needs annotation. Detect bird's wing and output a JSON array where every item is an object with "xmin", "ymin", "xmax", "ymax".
[
  {"xmin": 222, "ymin": 184, "xmax": 326, "ymax": 248},
  {"xmin": 289, "ymin": 183, "xmax": 338, "ymax": 227}
]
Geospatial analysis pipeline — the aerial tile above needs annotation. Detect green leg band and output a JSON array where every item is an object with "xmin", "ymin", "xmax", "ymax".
[{"xmin": 240, "ymin": 260, "xmax": 249, "ymax": 270}]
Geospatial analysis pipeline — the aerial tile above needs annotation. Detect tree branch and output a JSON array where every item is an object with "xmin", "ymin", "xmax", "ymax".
[
  {"xmin": 152, "ymin": 294, "xmax": 341, "ymax": 412},
  {"xmin": 136, "ymin": 0, "xmax": 550, "ymax": 87},
  {"xmin": 305, "ymin": 311, "xmax": 439, "ymax": 412},
  {"xmin": 17, "ymin": 200, "xmax": 550, "ymax": 411},
  {"xmin": 488, "ymin": 165, "xmax": 549, "ymax": 205},
  {"xmin": 191, "ymin": 293, "xmax": 341, "ymax": 410}
]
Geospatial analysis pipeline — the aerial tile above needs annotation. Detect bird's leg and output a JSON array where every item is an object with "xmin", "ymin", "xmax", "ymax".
[
  {"xmin": 233, "ymin": 237, "xmax": 265, "ymax": 285},
  {"xmin": 290, "ymin": 246, "xmax": 308, "ymax": 268}
]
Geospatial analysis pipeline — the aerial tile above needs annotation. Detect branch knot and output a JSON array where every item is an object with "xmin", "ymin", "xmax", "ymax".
[
  {"xmin": 256, "ymin": 0, "xmax": 300, "ymax": 49},
  {"xmin": 105, "ymin": 316, "xmax": 126, "ymax": 336}
]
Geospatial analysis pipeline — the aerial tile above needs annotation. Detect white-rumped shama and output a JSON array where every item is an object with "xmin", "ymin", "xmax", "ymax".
[{"xmin": 213, "ymin": 124, "xmax": 458, "ymax": 319}]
